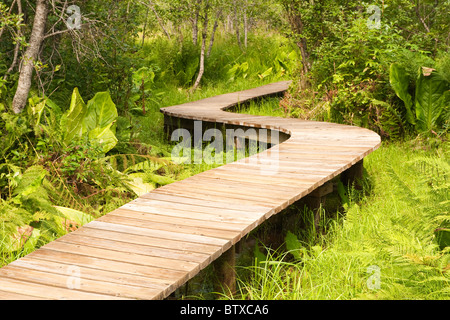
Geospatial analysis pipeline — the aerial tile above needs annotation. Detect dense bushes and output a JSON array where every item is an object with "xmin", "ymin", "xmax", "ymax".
[{"xmin": 282, "ymin": 1, "xmax": 449, "ymax": 140}]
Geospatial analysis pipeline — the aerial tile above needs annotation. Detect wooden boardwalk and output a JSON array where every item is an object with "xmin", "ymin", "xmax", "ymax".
[{"xmin": 0, "ymin": 81, "xmax": 381, "ymax": 300}]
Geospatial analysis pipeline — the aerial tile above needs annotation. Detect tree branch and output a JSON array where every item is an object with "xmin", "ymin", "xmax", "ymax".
[{"xmin": 138, "ymin": 0, "xmax": 171, "ymax": 40}]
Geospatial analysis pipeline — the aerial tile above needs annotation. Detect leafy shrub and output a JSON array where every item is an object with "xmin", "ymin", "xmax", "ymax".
[{"xmin": 390, "ymin": 64, "xmax": 449, "ymax": 135}]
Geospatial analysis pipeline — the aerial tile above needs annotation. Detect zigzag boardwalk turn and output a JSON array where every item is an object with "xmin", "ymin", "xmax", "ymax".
[{"xmin": 0, "ymin": 81, "xmax": 381, "ymax": 299}]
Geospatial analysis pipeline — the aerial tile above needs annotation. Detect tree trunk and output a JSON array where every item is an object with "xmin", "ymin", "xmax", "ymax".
[
  {"xmin": 207, "ymin": 9, "xmax": 221, "ymax": 58},
  {"xmin": 191, "ymin": 2, "xmax": 209, "ymax": 92},
  {"xmin": 297, "ymin": 38, "xmax": 311, "ymax": 74},
  {"xmin": 285, "ymin": 4, "xmax": 311, "ymax": 74},
  {"xmin": 12, "ymin": 0, "xmax": 48, "ymax": 114},
  {"xmin": 148, "ymin": 0, "xmax": 171, "ymax": 40},
  {"xmin": 141, "ymin": 7, "xmax": 150, "ymax": 47},
  {"xmin": 234, "ymin": 1, "xmax": 242, "ymax": 49},
  {"xmin": 243, "ymin": 0, "xmax": 248, "ymax": 49},
  {"xmin": 192, "ymin": 0, "xmax": 202, "ymax": 45},
  {"xmin": 4, "ymin": 0, "xmax": 23, "ymax": 80}
]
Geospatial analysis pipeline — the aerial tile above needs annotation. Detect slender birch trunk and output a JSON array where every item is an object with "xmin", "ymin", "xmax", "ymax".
[
  {"xmin": 207, "ymin": 9, "xmax": 222, "ymax": 58},
  {"xmin": 192, "ymin": 2, "xmax": 210, "ymax": 92},
  {"xmin": 12, "ymin": 0, "xmax": 49, "ymax": 114}
]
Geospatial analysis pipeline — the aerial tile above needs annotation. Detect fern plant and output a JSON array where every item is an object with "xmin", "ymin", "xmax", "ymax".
[
  {"xmin": 0, "ymin": 165, "xmax": 93, "ymax": 264},
  {"xmin": 411, "ymin": 154, "xmax": 450, "ymax": 250}
]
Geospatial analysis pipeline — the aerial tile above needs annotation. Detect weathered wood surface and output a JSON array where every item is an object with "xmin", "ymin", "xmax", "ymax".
[{"xmin": 0, "ymin": 81, "xmax": 381, "ymax": 299}]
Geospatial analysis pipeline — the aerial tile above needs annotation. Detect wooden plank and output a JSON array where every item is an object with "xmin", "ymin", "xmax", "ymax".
[
  {"xmin": 41, "ymin": 241, "xmax": 199, "ymax": 275},
  {"xmin": 25, "ymin": 249, "xmax": 188, "ymax": 295},
  {"xmin": 160, "ymin": 180, "xmax": 286, "ymax": 205},
  {"xmin": 0, "ymin": 265, "xmax": 160, "ymax": 300},
  {"xmin": 108, "ymin": 208, "xmax": 251, "ymax": 232},
  {"xmin": 0, "ymin": 276, "xmax": 130, "ymax": 300},
  {"xmin": 97, "ymin": 214, "xmax": 242, "ymax": 242},
  {"xmin": 76, "ymin": 223, "xmax": 222, "ymax": 256},
  {"xmin": 153, "ymin": 186, "xmax": 278, "ymax": 209},
  {"xmin": 126, "ymin": 197, "xmax": 265, "ymax": 220},
  {"xmin": 58, "ymin": 232, "xmax": 211, "ymax": 265},
  {"xmin": 0, "ymin": 289, "xmax": 43, "ymax": 300},
  {"xmin": 11, "ymin": 257, "xmax": 170, "ymax": 292},
  {"xmin": 120, "ymin": 204, "xmax": 256, "ymax": 225},
  {"xmin": 213, "ymin": 162, "xmax": 337, "ymax": 176},
  {"xmin": 187, "ymin": 173, "xmax": 300, "ymax": 194},
  {"xmin": 140, "ymin": 192, "xmax": 269, "ymax": 213},
  {"xmin": 193, "ymin": 172, "xmax": 310, "ymax": 190},
  {"xmin": 85, "ymin": 221, "xmax": 230, "ymax": 248},
  {"xmin": 175, "ymin": 177, "xmax": 299, "ymax": 200}
]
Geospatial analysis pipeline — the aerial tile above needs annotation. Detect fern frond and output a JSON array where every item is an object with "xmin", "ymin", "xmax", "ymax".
[{"xmin": 98, "ymin": 154, "xmax": 172, "ymax": 173}]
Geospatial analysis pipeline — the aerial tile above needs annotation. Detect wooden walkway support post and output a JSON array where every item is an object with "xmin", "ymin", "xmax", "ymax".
[
  {"xmin": 213, "ymin": 245, "xmax": 236, "ymax": 296},
  {"xmin": 302, "ymin": 182, "xmax": 334, "ymax": 229},
  {"xmin": 341, "ymin": 160, "xmax": 364, "ymax": 189}
]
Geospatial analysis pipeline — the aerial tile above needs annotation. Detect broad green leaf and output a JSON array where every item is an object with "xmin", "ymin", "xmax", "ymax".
[
  {"xmin": 336, "ymin": 180, "xmax": 349, "ymax": 209},
  {"xmin": 45, "ymin": 97, "xmax": 62, "ymax": 116},
  {"xmin": 60, "ymin": 87, "xmax": 87, "ymax": 144},
  {"xmin": 253, "ymin": 243, "xmax": 267, "ymax": 264},
  {"xmin": 415, "ymin": 67, "xmax": 449, "ymax": 132},
  {"xmin": 285, "ymin": 231, "xmax": 302, "ymax": 260},
  {"xmin": 146, "ymin": 173, "xmax": 175, "ymax": 186},
  {"xmin": 83, "ymin": 91, "xmax": 118, "ymax": 134},
  {"xmin": 88, "ymin": 123, "xmax": 118, "ymax": 153},
  {"xmin": 277, "ymin": 58, "xmax": 289, "ymax": 72},
  {"xmin": 54, "ymin": 206, "xmax": 94, "ymax": 226},
  {"xmin": 258, "ymin": 67, "xmax": 273, "ymax": 79},
  {"xmin": 389, "ymin": 63, "xmax": 415, "ymax": 125},
  {"xmin": 27, "ymin": 96, "xmax": 46, "ymax": 127},
  {"xmin": 132, "ymin": 67, "xmax": 155, "ymax": 91},
  {"xmin": 124, "ymin": 172, "xmax": 155, "ymax": 196}
]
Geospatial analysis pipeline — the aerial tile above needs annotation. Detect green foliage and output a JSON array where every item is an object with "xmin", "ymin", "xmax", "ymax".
[
  {"xmin": 389, "ymin": 64, "xmax": 449, "ymax": 134},
  {"xmin": 0, "ymin": 165, "xmax": 91, "ymax": 261},
  {"xmin": 0, "ymin": 84, "xmax": 178, "ymax": 264},
  {"xmin": 225, "ymin": 44, "xmax": 299, "ymax": 83},
  {"xmin": 84, "ymin": 92, "xmax": 119, "ymax": 153},
  {"xmin": 60, "ymin": 88, "xmax": 88, "ymax": 144},
  {"xmin": 281, "ymin": 0, "xmax": 449, "ymax": 140},
  {"xmin": 60, "ymin": 88, "xmax": 119, "ymax": 153},
  {"xmin": 389, "ymin": 63, "xmax": 415, "ymax": 125},
  {"xmin": 284, "ymin": 230, "xmax": 303, "ymax": 260},
  {"xmin": 227, "ymin": 62, "xmax": 249, "ymax": 82},
  {"xmin": 415, "ymin": 68, "xmax": 449, "ymax": 133}
]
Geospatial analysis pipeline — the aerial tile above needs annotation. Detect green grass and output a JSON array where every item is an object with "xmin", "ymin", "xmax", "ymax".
[
  {"xmin": 232, "ymin": 97, "xmax": 287, "ymax": 118},
  {"xmin": 226, "ymin": 139, "xmax": 450, "ymax": 300}
]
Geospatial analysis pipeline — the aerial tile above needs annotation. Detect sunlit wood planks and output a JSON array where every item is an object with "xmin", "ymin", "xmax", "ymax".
[{"xmin": 0, "ymin": 81, "xmax": 381, "ymax": 300}]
